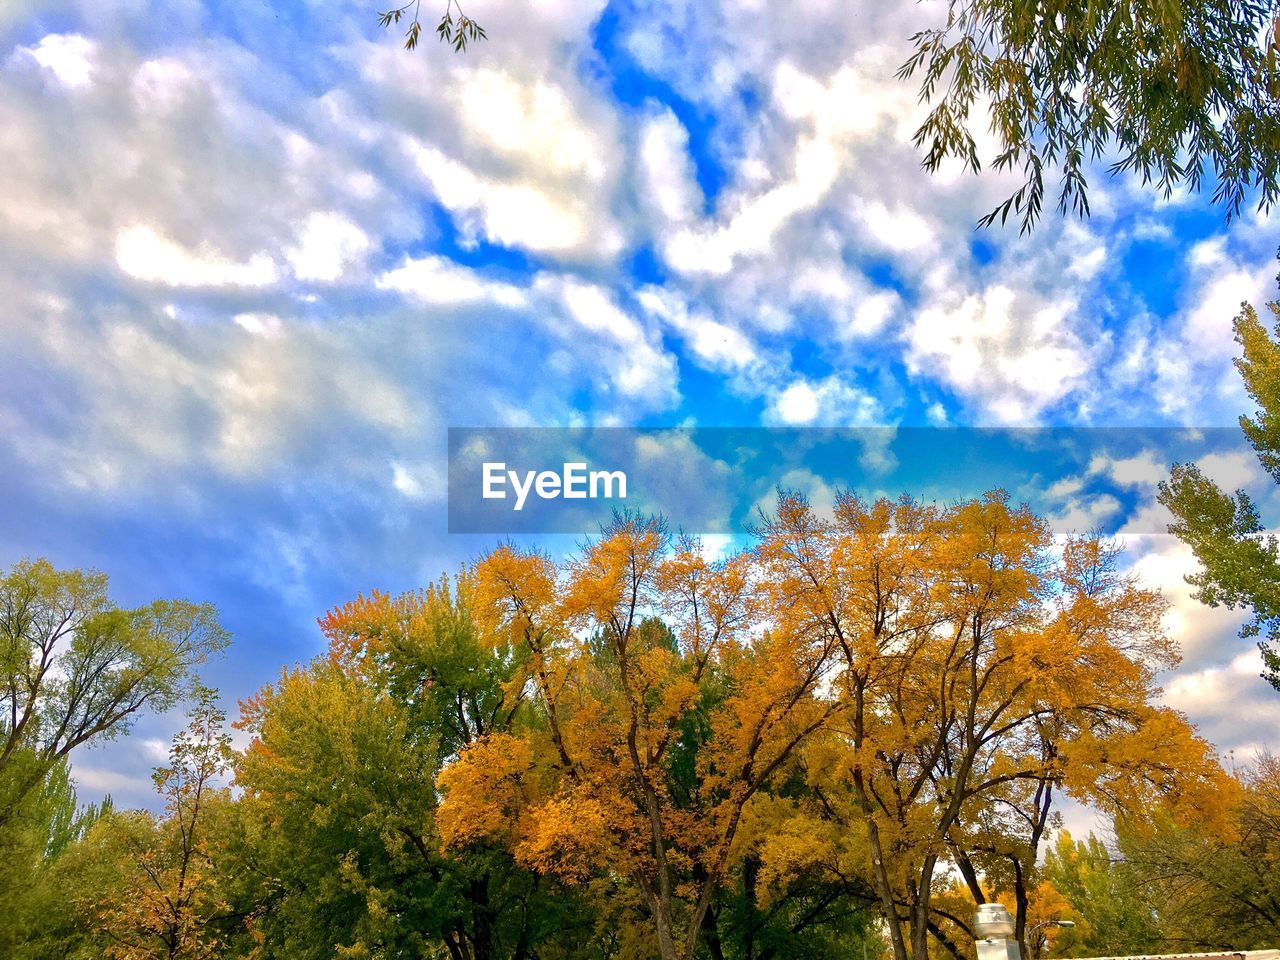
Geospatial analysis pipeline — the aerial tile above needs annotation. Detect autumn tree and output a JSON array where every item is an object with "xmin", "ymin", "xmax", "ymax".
[
  {"xmin": 755, "ymin": 490, "xmax": 1230, "ymax": 960},
  {"xmin": 95, "ymin": 687, "xmax": 234, "ymax": 960},
  {"xmin": 234, "ymin": 572, "xmax": 596, "ymax": 960},
  {"xmin": 0, "ymin": 558, "xmax": 228, "ymax": 833},
  {"xmin": 444, "ymin": 514, "xmax": 844, "ymax": 960},
  {"xmin": 1160, "ymin": 267, "xmax": 1280, "ymax": 692}
]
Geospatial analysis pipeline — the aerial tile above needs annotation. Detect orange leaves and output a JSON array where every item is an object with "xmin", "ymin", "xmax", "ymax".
[
  {"xmin": 754, "ymin": 487, "xmax": 1214, "ymax": 959},
  {"xmin": 285, "ymin": 492, "xmax": 1227, "ymax": 960},
  {"xmin": 562, "ymin": 514, "xmax": 667, "ymax": 627},
  {"xmin": 1065, "ymin": 706, "xmax": 1240, "ymax": 836},
  {"xmin": 442, "ymin": 515, "xmax": 846, "ymax": 959},
  {"xmin": 474, "ymin": 544, "xmax": 560, "ymax": 647},
  {"xmin": 657, "ymin": 540, "xmax": 755, "ymax": 668},
  {"xmin": 319, "ymin": 590, "xmax": 405, "ymax": 667},
  {"xmin": 437, "ymin": 732, "xmax": 533, "ymax": 849},
  {"xmin": 514, "ymin": 791, "xmax": 612, "ymax": 882},
  {"xmin": 437, "ymin": 735, "xmax": 628, "ymax": 884},
  {"xmin": 317, "ymin": 573, "xmax": 488, "ymax": 679}
]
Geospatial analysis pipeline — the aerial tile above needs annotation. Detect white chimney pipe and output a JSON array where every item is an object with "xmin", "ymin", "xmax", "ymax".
[{"xmin": 974, "ymin": 904, "xmax": 1022, "ymax": 960}]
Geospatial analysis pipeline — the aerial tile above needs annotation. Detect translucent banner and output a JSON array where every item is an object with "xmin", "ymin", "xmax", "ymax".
[{"xmin": 447, "ymin": 427, "xmax": 1262, "ymax": 535}]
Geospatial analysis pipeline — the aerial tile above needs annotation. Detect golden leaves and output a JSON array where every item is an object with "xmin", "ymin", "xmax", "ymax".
[{"xmin": 436, "ymin": 732, "xmax": 533, "ymax": 849}]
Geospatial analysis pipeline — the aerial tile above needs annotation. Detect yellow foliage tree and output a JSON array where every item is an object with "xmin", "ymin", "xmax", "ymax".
[
  {"xmin": 442, "ymin": 515, "xmax": 842, "ymax": 960},
  {"xmin": 755, "ymin": 490, "xmax": 1232, "ymax": 960}
]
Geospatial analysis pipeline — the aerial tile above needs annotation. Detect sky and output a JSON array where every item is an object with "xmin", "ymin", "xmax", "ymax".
[{"xmin": 0, "ymin": 0, "xmax": 1278, "ymax": 816}]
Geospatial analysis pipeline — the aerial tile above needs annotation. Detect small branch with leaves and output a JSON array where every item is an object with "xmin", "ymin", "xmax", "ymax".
[{"xmin": 378, "ymin": 0, "xmax": 487, "ymax": 52}]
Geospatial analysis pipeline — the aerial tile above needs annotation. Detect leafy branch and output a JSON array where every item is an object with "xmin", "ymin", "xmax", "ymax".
[
  {"xmin": 899, "ymin": 0, "xmax": 1280, "ymax": 233},
  {"xmin": 378, "ymin": 0, "xmax": 487, "ymax": 52}
]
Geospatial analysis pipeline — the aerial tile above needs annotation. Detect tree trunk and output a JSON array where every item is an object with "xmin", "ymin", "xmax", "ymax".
[
  {"xmin": 652, "ymin": 897, "xmax": 680, "ymax": 960},
  {"xmin": 859, "ymin": 792, "xmax": 910, "ymax": 960},
  {"xmin": 910, "ymin": 853, "xmax": 939, "ymax": 960}
]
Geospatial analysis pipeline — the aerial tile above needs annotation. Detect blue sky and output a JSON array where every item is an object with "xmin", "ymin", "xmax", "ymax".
[{"xmin": 0, "ymin": 0, "xmax": 1278, "ymax": 810}]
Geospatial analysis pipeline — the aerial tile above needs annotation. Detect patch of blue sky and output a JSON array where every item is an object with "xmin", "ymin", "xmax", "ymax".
[
  {"xmin": 408, "ymin": 198, "xmax": 543, "ymax": 277},
  {"xmin": 589, "ymin": 0, "xmax": 751, "ymax": 211}
]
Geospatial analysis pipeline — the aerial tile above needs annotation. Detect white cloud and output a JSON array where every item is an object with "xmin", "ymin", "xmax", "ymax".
[
  {"xmin": 376, "ymin": 254, "xmax": 527, "ymax": 306},
  {"xmin": 767, "ymin": 376, "xmax": 880, "ymax": 426},
  {"xmin": 19, "ymin": 33, "xmax": 96, "ymax": 87},
  {"xmin": 907, "ymin": 285, "xmax": 1091, "ymax": 423},
  {"xmin": 233, "ymin": 312, "xmax": 284, "ymax": 338},
  {"xmin": 1161, "ymin": 648, "xmax": 1280, "ymax": 756},
  {"xmin": 547, "ymin": 277, "xmax": 645, "ymax": 344},
  {"xmin": 1087, "ymin": 449, "xmax": 1166, "ymax": 491},
  {"xmin": 1126, "ymin": 536, "xmax": 1249, "ymax": 670},
  {"xmin": 637, "ymin": 286, "xmax": 760, "ymax": 371},
  {"xmin": 285, "ymin": 212, "xmax": 371, "ymax": 282},
  {"xmin": 1048, "ymin": 492, "xmax": 1122, "ymax": 532},
  {"xmin": 774, "ymin": 381, "xmax": 819, "ymax": 423},
  {"xmin": 854, "ymin": 199, "xmax": 934, "ymax": 252},
  {"xmin": 116, "ymin": 225, "xmax": 279, "ymax": 288},
  {"xmin": 639, "ymin": 108, "xmax": 702, "ymax": 227},
  {"xmin": 391, "ymin": 461, "xmax": 445, "ymax": 500}
]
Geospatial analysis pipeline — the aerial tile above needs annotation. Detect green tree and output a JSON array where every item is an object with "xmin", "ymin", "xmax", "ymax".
[
  {"xmin": 0, "ymin": 558, "xmax": 228, "ymax": 830},
  {"xmin": 380, "ymin": 1, "xmax": 1280, "ymax": 231},
  {"xmin": 1159, "ymin": 270, "xmax": 1280, "ymax": 692},
  {"xmin": 1041, "ymin": 830, "xmax": 1163, "ymax": 956},
  {"xmin": 233, "ymin": 574, "xmax": 597, "ymax": 960},
  {"xmin": 0, "ymin": 759, "xmax": 112, "ymax": 960},
  {"xmin": 378, "ymin": 0, "xmax": 485, "ymax": 51},
  {"xmin": 1118, "ymin": 754, "xmax": 1280, "ymax": 948}
]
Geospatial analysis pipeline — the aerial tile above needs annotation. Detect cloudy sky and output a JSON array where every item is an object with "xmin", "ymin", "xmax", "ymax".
[{"xmin": 1, "ymin": 0, "xmax": 1278, "ymax": 811}]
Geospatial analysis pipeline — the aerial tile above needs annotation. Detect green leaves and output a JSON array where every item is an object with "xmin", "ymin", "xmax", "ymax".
[
  {"xmin": 902, "ymin": 0, "xmax": 1280, "ymax": 232},
  {"xmin": 1160, "ymin": 275, "xmax": 1280, "ymax": 692},
  {"xmin": 437, "ymin": 9, "xmax": 487, "ymax": 52},
  {"xmin": 378, "ymin": 0, "xmax": 487, "ymax": 53},
  {"xmin": 0, "ymin": 558, "xmax": 228, "ymax": 831}
]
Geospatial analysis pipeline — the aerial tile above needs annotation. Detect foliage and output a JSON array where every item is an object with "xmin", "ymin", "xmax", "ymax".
[
  {"xmin": 0, "ymin": 558, "xmax": 228, "ymax": 831},
  {"xmin": 93, "ymin": 687, "xmax": 235, "ymax": 960},
  {"xmin": 1160, "ymin": 268, "xmax": 1280, "ymax": 691},
  {"xmin": 1040, "ymin": 830, "xmax": 1161, "ymax": 957},
  {"xmin": 1118, "ymin": 753, "xmax": 1280, "ymax": 947},
  {"xmin": 6, "ymin": 504, "xmax": 1263, "ymax": 960},
  {"xmin": 442, "ymin": 514, "xmax": 848, "ymax": 960},
  {"xmin": 378, "ymin": 0, "xmax": 485, "ymax": 52},
  {"xmin": 0, "ymin": 758, "xmax": 111, "ymax": 960},
  {"xmin": 233, "ymin": 571, "xmax": 597, "ymax": 960},
  {"xmin": 754, "ymin": 490, "xmax": 1230, "ymax": 960},
  {"xmin": 901, "ymin": 0, "xmax": 1280, "ymax": 232},
  {"xmin": 374, "ymin": 0, "xmax": 1280, "ymax": 231}
]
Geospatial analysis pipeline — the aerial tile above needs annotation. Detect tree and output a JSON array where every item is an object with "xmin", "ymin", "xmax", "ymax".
[
  {"xmin": 1120, "ymin": 753, "xmax": 1280, "ymax": 948},
  {"xmin": 0, "ymin": 558, "xmax": 228, "ymax": 830},
  {"xmin": 1160, "ymin": 269, "xmax": 1280, "ymax": 692},
  {"xmin": 0, "ymin": 758, "xmax": 113, "ymax": 960},
  {"xmin": 754, "ymin": 490, "xmax": 1231, "ymax": 960},
  {"xmin": 378, "ymin": 0, "xmax": 486, "ymax": 51},
  {"xmin": 902, "ymin": 0, "xmax": 1280, "ymax": 232},
  {"xmin": 1040, "ymin": 830, "xmax": 1162, "ymax": 956},
  {"xmin": 234, "ymin": 572, "xmax": 596, "ymax": 960},
  {"xmin": 94, "ymin": 687, "xmax": 234, "ymax": 960},
  {"xmin": 445, "ymin": 514, "xmax": 843, "ymax": 960}
]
